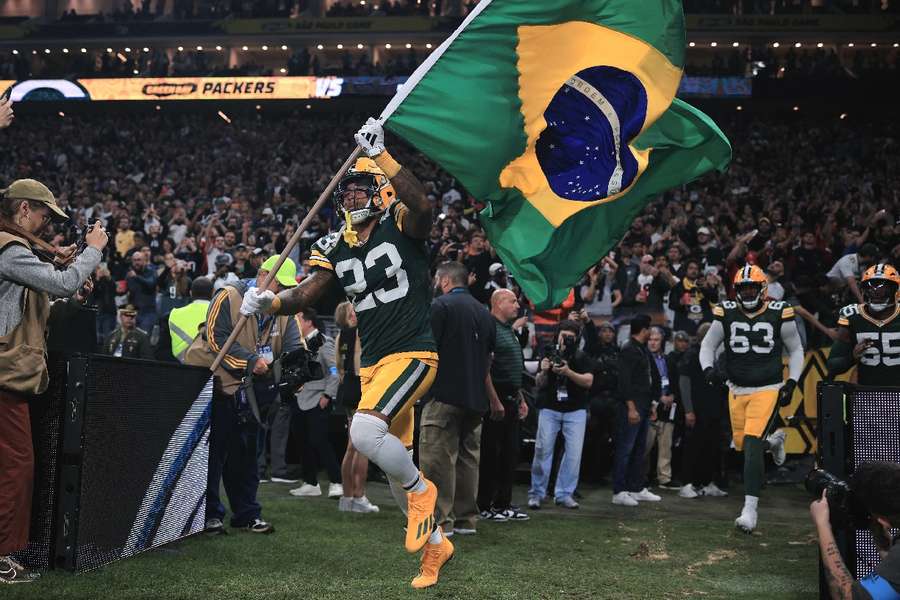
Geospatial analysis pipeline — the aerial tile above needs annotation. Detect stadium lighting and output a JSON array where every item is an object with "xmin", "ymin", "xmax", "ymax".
[
  {"xmin": 688, "ymin": 41, "xmax": 695, "ymax": 47},
  {"xmin": 793, "ymin": 42, "xmax": 800, "ymax": 48},
  {"xmin": 81, "ymin": 48, "xmax": 87, "ymax": 53},
  {"xmin": 44, "ymin": 48, "xmax": 50, "ymax": 54},
  {"xmin": 261, "ymin": 45, "xmax": 268, "ymax": 50},
  {"xmin": 406, "ymin": 43, "xmax": 412, "ymax": 48},
  {"xmin": 306, "ymin": 104, "xmax": 312, "ymax": 109},
  {"xmin": 710, "ymin": 42, "xmax": 717, "ymax": 47},
  {"xmin": 357, "ymin": 43, "xmax": 364, "ymax": 49},
  {"xmin": 772, "ymin": 42, "xmax": 780, "ymax": 48},
  {"xmin": 316, "ymin": 44, "xmax": 324, "ymax": 50},
  {"xmin": 32, "ymin": 50, "xmax": 37, "ymax": 55},
  {"xmin": 216, "ymin": 45, "xmax": 222, "ymax": 51},
  {"xmin": 133, "ymin": 69, "xmax": 139, "ymax": 74},
  {"xmin": 281, "ymin": 45, "xmax": 288, "ymax": 50},
  {"xmin": 732, "ymin": 42, "xmax": 739, "ymax": 47},
  {"xmin": 11, "ymin": 50, "xmax": 17, "ymax": 55},
  {"xmin": 360, "ymin": 0, "xmax": 366, "ymax": 4},
  {"xmin": 426, "ymin": 43, "xmax": 433, "ymax": 49},
  {"xmin": 256, "ymin": 105, "xmax": 261, "ymax": 110},
  {"xmin": 178, "ymin": 46, "xmax": 184, "ymax": 51},
  {"xmin": 840, "ymin": 113, "xmax": 847, "ymax": 119},
  {"xmin": 106, "ymin": 48, "xmax": 113, "ymax": 53},
  {"xmin": 58, "ymin": 112, "xmax": 65, "ymax": 118},
  {"xmin": 817, "ymin": 42, "xmax": 824, "ymax": 48},
  {"xmin": 217, "ymin": 111, "xmax": 232, "ymax": 124},
  {"xmin": 242, "ymin": 45, "xmax": 249, "ymax": 51},
  {"xmin": 848, "ymin": 43, "xmax": 854, "ymax": 47},
  {"xmin": 279, "ymin": 68, "xmax": 286, "ymax": 73},
  {"xmin": 62, "ymin": 48, "xmax": 69, "ymax": 53},
  {"xmin": 337, "ymin": 44, "xmax": 344, "ymax": 49},
  {"xmin": 385, "ymin": 43, "xmax": 392, "ymax": 49},
  {"xmin": 793, "ymin": 105, "xmax": 799, "ymax": 111},
  {"xmin": 895, "ymin": 43, "xmax": 899, "ymax": 48},
  {"xmin": 125, "ymin": 47, "xmax": 131, "ymax": 52},
  {"xmin": 736, "ymin": 105, "xmax": 742, "ymax": 111},
  {"xmin": 197, "ymin": 45, "xmax": 203, "ymax": 51},
  {"xmin": 155, "ymin": 105, "xmax": 161, "ymax": 110},
  {"xmin": 870, "ymin": 43, "xmax": 877, "ymax": 47}
]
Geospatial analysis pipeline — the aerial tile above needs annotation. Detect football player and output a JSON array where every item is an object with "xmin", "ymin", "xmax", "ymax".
[
  {"xmin": 827, "ymin": 263, "xmax": 900, "ymax": 385},
  {"xmin": 700, "ymin": 264, "xmax": 803, "ymax": 533},
  {"xmin": 240, "ymin": 118, "xmax": 452, "ymax": 588}
]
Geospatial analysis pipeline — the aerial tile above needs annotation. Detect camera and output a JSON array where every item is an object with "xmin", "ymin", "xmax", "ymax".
[
  {"xmin": 277, "ymin": 347, "xmax": 324, "ymax": 395},
  {"xmin": 805, "ymin": 469, "xmax": 871, "ymax": 529},
  {"xmin": 544, "ymin": 335, "xmax": 576, "ymax": 368}
]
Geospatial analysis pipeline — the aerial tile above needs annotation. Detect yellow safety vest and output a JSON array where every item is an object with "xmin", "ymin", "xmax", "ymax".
[{"xmin": 168, "ymin": 300, "xmax": 210, "ymax": 362}]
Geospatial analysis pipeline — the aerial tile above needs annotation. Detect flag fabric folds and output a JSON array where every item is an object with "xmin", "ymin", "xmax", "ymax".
[{"xmin": 383, "ymin": 0, "xmax": 732, "ymax": 309}]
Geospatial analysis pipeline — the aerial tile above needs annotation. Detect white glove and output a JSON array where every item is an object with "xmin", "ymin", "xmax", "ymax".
[
  {"xmin": 354, "ymin": 117, "xmax": 385, "ymax": 158},
  {"xmin": 240, "ymin": 289, "xmax": 276, "ymax": 316}
]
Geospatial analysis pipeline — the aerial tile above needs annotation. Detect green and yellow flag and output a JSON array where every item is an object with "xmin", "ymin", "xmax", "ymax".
[{"xmin": 382, "ymin": 0, "xmax": 732, "ymax": 309}]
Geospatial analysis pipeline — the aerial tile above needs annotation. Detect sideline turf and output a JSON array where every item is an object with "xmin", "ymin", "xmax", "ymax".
[{"xmin": 5, "ymin": 483, "xmax": 818, "ymax": 599}]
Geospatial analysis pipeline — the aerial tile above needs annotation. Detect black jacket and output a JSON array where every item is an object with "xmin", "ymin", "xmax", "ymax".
[{"xmin": 616, "ymin": 338, "xmax": 661, "ymax": 411}]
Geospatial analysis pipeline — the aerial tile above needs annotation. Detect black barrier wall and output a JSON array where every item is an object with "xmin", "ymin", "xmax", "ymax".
[{"xmin": 15, "ymin": 353, "xmax": 212, "ymax": 573}]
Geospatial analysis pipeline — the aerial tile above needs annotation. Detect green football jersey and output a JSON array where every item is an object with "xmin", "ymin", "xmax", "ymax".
[
  {"xmin": 309, "ymin": 202, "xmax": 436, "ymax": 368},
  {"xmin": 714, "ymin": 300, "xmax": 794, "ymax": 388},
  {"xmin": 837, "ymin": 303, "xmax": 900, "ymax": 386}
]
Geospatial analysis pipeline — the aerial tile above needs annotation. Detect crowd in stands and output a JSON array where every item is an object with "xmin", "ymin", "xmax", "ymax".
[{"xmin": 2, "ymin": 109, "xmax": 897, "ymax": 359}]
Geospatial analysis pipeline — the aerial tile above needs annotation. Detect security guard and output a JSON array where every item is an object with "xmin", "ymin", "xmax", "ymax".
[
  {"xmin": 101, "ymin": 304, "xmax": 154, "ymax": 359},
  {"xmin": 169, "ymin": 277, "xmax": 214, "ymax": 363},
  {"xmin": 0, "ymin": 178, "xmax": 108, "ymax": 584}
]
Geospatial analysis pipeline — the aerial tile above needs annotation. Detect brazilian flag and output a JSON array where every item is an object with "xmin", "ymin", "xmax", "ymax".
[{"xmin": 383, "ymin": 0, "xmax": 732, "ymax": 309}]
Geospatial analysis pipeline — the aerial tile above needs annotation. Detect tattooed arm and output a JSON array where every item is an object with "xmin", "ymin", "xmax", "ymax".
[
  {"xmin": 373, "ymin": 150, "xmax": 432, "ymax": 240},
  {"xmin": 811, "ymin": 493, "xmax": 853, "ymax": 600},
  {"xmin": 270, "ymin": 270, "xmax": 338, "ymax": 316}
]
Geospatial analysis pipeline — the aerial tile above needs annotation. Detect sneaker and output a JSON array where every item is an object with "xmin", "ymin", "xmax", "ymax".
[
  {"xmin": 527, "ymin": 496, "xmax": 541, "ymax": 510},
  {"xmin": 500, "ymin": 508, "xmax": 530, "ymax": 521},
  {"xmin": 411, "ymin": 528, "xmax": 455, "ymax": 589},
  {"xmin": 204, "ymin": 518, "xmax": 227, "ymax": 535},
  {"xmin": 289, "ymin": 483, "xmax": 322, "ymax": 497},
  {"xmin": 351, "ymin": 496, "xmax": 380, "ymax": 513},
  {"xmin": 243, "ymin": 518, "xmax": 274, "ymax": 534},
  {"xmin": 338, "ymin": 497, "xmax": 353, "ymax": 512},
  {"xmin": 271, "ymin": 476, "xmax": 300, "ymax": 484},
  {"xmin": 766, "ymin": 429, "xmax": 787, "ymax": 467},
  {"xmin": 259, "ymin": 477, "xmax": 270, "ymax": 483},
  {"xmin": 659, "ymin": 480, "xmax": 683, "ymax": 490},
  {"xmin": 405, "ymin": 473, "xmax": 438, "ymax": 553},
  {"xmin": 555, "ymin": 496, "xmax": 579, "ymax": 509},
  {"xmin": 678, "ymin": 484, "xmax": 699, "ymax": 499},
  {"xmin": 630, "ymin": 488, "xmax": 662, "ymax": 502},
  {"xmin": 0, "ymin": 556, "xmax": 40, "ymax": 584},
  {"xmin": 612, "ymin": 491, "xmax": 639, "ymax": 507},
  {"xmin": 452, "ymin": 527, "xmax": 477, "ymax": 535},
  {"xmin": 735, "ymin": 505, "xmax": 757, "ymax": 533},
  {"xmin": 701, "ymin": 483, "xmax": 729, "ymax": 497},
  {"xmin": 479, "ymin": 509, "xmax": 508, "ymax": 522},
  {"xmin": 328, "ymin": 483, "xmax": 344, "ymax": 498}
]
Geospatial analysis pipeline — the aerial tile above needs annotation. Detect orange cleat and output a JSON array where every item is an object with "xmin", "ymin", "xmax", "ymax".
[
  {"xmin": 405, "ymin": 473, "xmax": 438, "ymax": 553},
  {"xmin": 411, "ymin": 528, "xmax": 454, "ymax": 589}
]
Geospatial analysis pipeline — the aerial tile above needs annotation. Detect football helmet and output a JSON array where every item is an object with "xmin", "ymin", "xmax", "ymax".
[
  {"xmin": 861, "ymin": 263, "xmax": 900, "ymax": 312},
  {"xmin": 333, "ymin": 157, "xmax": 396, "ymax": 226},
  {"xmin": 733, "ymin": 264, "xmax": 768, "ymax": 311}
]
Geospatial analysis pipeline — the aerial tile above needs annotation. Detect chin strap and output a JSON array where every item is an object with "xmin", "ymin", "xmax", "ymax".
[{"xmin": 342, "ymin": 210, "xmax": 359, "ymax": 246}]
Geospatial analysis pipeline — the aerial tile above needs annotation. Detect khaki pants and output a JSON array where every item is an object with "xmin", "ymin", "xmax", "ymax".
[
  {"xmin": 643, "ymin": 421, "xmax": 674, "ymax": 484},
  {"xmin": 418, "ymin": 400, "xmax": 482, "ymax": 531}
]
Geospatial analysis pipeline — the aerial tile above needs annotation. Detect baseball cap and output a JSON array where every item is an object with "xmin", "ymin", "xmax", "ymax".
[
  {"xmin": 262, "ymin": 207, "xmax": 275, "ymax": 216},
  {"xmin": 215, "ymin": 253, "xmax": 233, "ymax": 267},
  {"xmin": 673, "ymin": 330, "xmax": 690, "ymax": 342},
  {"xmin": 120, "ymin": 304, "xmax": 137, "ymax": 316},
  {"xmin": 235, "ymin": 243, "xmax": 247, "ymax": 251},
  {"xmin": 251, "ymin": 247, "xmax": 265, "ymax": 256},
  {"xmin": 489, "ymin": 263, "xmax": 505, "ymax": 276},
  {"xmin": 598, "ymin": 322, "xmax": 615, "ymax": 333},
  {"xmin": 1, "ymin": 179, "xmax": 68, "ymax": 222},
  {"xmin": 697, "ymin": 226, "xmax": 711, "ymax": 236},
  {"xmin": 260, "ymin": 255, "xmax": 298, "ymax": 288}
]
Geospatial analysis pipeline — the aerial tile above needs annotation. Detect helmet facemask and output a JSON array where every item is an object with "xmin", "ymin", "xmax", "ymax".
[
  {"xmin": 862, "ymin": 279, "xmax": 898, "ymax": 312},
  {"xmin": 334, "ymin": 173, "xmax": 382, "ymax": 226},
  {"xmin": 735, "ymin": 281, "xmax": 763, "ymax": 311}
]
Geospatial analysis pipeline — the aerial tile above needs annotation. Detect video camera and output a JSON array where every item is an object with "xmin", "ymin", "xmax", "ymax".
[
  {"xmin": 277, "ymin": 347, "xmax": 324, "ymax": 395},
  {"xmin": 544, "ymin": 335, "xmax": 576, "ymax": 368},
  {"xmin": 806, "ymin": 469, "xmax": 871, "ymax": 530}
]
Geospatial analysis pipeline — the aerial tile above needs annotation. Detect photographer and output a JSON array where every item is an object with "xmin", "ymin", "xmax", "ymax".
[
  {"xmin": 527, "ymin": 320, "xmax": 595, "ymax": 510},
  {"xmin": 810, "ymin": 462, "xmax": 900, "ymax": 600}
]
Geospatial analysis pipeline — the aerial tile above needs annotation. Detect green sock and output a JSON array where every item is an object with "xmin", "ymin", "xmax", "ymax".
[{"xmin": 743, "ymin": 436, "xmax": 764, "ymax": 497}]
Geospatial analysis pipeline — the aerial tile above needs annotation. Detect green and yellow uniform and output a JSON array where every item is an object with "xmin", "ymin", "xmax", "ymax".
[
  {"xmin": 713, "ymin": 300, "xmax": 795, "ymax": 448},
  {"xmin": 309, "ymin": 202, "xmax": 437, "ymax": 446},
  {"xmin": 837, "ymin": 303, "xmax": 900, "ymax": 386}
]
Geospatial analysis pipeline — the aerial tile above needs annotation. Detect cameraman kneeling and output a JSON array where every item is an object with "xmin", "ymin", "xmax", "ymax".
[
  {"xmin": 810, "ymin": 462, "xmax": 900, "ymax": 600},
  {"xmin": 527, "ymin": 320, "xmax": 594, "ymax": 510}
]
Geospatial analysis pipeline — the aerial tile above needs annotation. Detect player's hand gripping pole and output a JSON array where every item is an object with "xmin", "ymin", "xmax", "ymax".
[{"xmin": 209, "ymin": 145, "xmax": 363, "ymax": 373}]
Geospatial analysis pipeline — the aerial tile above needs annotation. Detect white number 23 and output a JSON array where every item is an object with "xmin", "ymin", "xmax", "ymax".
[{"xmin": 334, "ymin": 242, "xmax": 409, "ymax": 313}]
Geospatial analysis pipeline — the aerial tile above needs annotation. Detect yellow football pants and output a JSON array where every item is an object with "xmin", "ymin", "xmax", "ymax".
[{"xmin": 728, "ymin": 388, "xmax": 779, "ymax": 451}]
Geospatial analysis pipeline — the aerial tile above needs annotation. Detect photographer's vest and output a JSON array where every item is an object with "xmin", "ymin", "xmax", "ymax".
[
  {"xmin": 183, "ymin": 285, "xmax": 293, "ymax": 395},
  {"xmin": 0, "ymin": 232, "xmax": 51, "ymax": 395}
]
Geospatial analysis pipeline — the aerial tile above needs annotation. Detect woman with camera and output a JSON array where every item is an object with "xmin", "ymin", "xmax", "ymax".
[{"xmin": 0, "ymin": 179, "xmax": 108, "ymax": 584}]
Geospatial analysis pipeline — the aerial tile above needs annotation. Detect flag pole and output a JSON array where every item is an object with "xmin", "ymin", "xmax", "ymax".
[{"xmin": 209, "ymin": 146, "xmax": 363, "ymax": 373}]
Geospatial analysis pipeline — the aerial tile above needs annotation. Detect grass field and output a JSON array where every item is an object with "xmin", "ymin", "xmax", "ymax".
[{"xmin": 5, "ymin": 481, "xmax": 819, "ymax": 600}]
